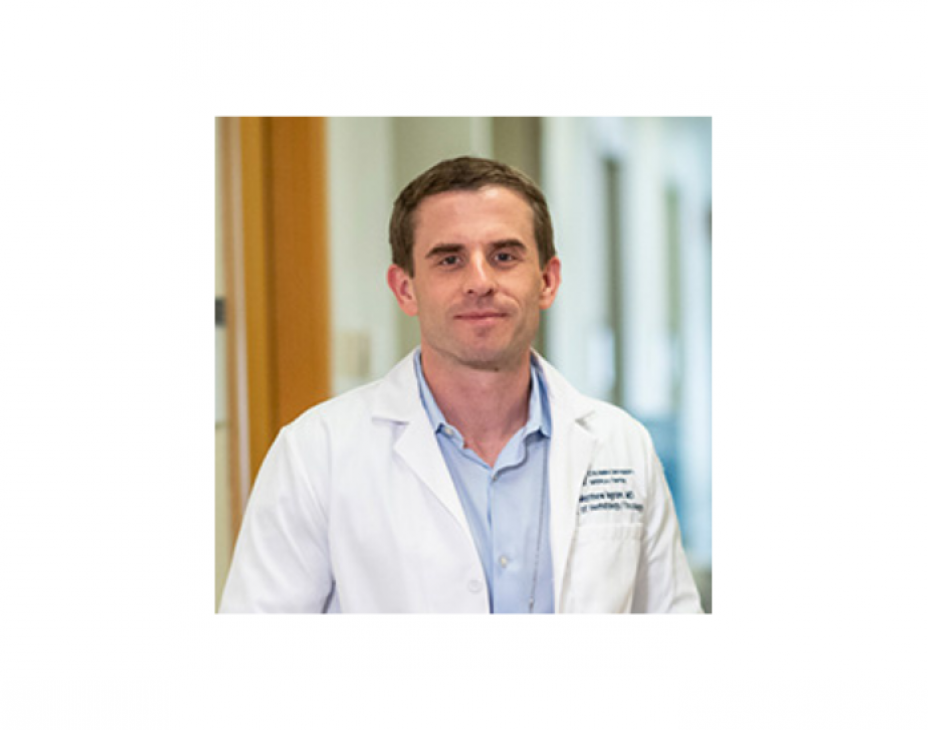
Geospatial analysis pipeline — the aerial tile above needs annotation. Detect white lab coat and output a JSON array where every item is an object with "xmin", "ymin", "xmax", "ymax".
[{"xmin": 220, "ymin": 350, "xmax": 703, "ymax": 613}]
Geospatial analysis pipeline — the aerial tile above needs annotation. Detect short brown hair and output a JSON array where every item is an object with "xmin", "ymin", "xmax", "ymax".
[{"xmin": 389, "ymin": 156, "xmax": 555, "ymax": 274}]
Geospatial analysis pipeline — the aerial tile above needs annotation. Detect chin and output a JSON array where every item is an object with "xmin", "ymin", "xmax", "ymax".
[
  {"xmin": 424, "ymin": 332, "xmax": 534, "ymax": 372},
  {"xmin": 456, "ymin": 345, "xmax": 522, "ymax": 372}
]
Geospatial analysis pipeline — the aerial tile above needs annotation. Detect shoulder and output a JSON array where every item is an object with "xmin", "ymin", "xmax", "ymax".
[
  {"xmin": 579, "ymin": 400, "xmax": 657, "ymax": 467},
  {"xmin": 280, "ymin": 351, "xmax": 418, "ymax": 442},
  {"xmin": 282, "ymin": 379, "xmax": 382, "ymax": 445}
]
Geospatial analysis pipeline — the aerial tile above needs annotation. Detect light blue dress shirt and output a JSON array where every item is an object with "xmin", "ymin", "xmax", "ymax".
[{"xmin": 414, "ymin": 352, "xmax": 555, "ymax": 613}]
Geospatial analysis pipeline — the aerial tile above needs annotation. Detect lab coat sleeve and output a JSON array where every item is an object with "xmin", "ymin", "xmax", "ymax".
[
  {"xmin": 219, "ymin": 424, "xmax": 334, "ymax": 613},
  {"xmin": 631, "ymin": 437, "xmax": 703, "ymax": 613}
]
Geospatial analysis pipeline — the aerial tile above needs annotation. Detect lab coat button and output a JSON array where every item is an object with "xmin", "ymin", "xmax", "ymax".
[{"xmin": 467, "ymin": 580, "xmax": 483, "ymax": 593}]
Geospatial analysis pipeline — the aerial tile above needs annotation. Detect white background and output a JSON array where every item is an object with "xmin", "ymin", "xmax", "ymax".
[{"xmin": 1, "ymin": 1, "xmax": 926, "ymax": 728}]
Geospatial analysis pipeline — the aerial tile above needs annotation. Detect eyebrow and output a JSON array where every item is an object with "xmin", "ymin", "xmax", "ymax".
[
  {"xmin": 424, "ymin": 243, "xmax": 466, "ymax": 260},
  {"xmin": 489, "ymin": 239, "xmax": 528, "ymax": 254}
]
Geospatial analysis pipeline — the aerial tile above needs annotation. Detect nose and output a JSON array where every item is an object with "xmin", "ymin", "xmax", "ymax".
[{"xmin": 464, "ymin": 255, "xmax": 496, "ymax": 297}]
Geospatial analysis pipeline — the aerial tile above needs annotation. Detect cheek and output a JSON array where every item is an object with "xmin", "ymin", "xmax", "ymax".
[{"xmin": 414, "ymin": 285, "xmax": 443, "ymax": 313}]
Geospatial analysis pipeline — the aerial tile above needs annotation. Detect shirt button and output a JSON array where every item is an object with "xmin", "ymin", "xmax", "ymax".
[
  {"xmin": 499, "ymin": 556, "xmax": 509, "ymax": 568},
  {"xmin": 467, "ymin": 580, "xmax": 483, "ymax": 593}
]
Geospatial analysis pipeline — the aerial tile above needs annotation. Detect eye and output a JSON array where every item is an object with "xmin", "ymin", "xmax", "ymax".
[
  {"xmin": 438, "ymin": 254, "xmax": 461, "ymax": 267},
  {"xmin": 494, "ymin": 250, "xmax": 519, "ymax": 264}
]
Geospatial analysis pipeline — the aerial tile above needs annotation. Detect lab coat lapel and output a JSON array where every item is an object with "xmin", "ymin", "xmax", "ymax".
[
  {"xmin": 539, "ymin": 357, "xmax": 597, "ymax": 612},
  {"xmin": 393, "ymin": 411, "xmax": 471, "ymax": 530},
  {"xmin": 373, "ymin": 351, "xmax": 471, "ymax": 532}
]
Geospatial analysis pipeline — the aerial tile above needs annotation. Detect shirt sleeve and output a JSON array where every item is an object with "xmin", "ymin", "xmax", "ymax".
[
  {"xmin": 631, "ymin": 436, "xmax": 704, "ymax": 613},
  {"xmin": 219, "ymin": 425, "xmax": 335, "ymax": 613}
]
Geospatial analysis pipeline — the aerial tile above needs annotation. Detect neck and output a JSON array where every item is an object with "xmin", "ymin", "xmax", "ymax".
[{"xmin": 420, "ymin": 348, "xmax": 533, "ymax": 465}]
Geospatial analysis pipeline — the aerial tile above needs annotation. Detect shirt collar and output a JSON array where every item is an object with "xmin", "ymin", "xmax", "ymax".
[{"xmin": 414, "ymin": 350, "xmax": 551, "ymax": 439}]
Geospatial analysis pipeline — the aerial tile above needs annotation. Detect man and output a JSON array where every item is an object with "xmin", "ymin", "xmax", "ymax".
[{"xmin": 220, "ymin": 156, "xmax": 702, "ymax": 613}]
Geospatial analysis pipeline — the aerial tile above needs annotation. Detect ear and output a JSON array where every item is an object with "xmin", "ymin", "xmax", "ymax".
[
  {"xmin": 539, "ymin": 256, "xmax": 562, "ymax": 310},
  {"xmin": 387, "ymin": 264, "xmax": 419, "ymax": 317}
]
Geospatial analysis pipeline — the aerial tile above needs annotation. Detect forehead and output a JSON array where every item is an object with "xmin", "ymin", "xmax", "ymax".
[{"xmin": 412, "ymin": 186, "xmax": 534, "ymax": 250}]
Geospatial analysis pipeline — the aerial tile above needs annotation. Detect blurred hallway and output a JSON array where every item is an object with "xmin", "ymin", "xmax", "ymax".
[{"xmin": 216, "ymin": 117, "xmax": 712, "ymax": 612}]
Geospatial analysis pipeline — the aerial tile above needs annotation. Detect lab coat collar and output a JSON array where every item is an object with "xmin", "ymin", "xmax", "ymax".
[
  {"xmin": 372, "ymin": 348, "xmax": 596, "ymax": 424},
  {"xmin": 371, "ymin": 349, "xmax": 424, "ymax": 423},
  {"xmin": 411, "ymin": 349, "xmax": 551, "ymax": 441}
]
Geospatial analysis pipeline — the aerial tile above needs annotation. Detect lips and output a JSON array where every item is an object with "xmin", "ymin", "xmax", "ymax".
[{"xmin": 454, "ymin": 311, "xmax": 507, "ymax": 321}]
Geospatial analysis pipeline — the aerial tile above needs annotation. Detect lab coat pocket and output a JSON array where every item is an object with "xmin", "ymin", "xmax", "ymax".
[
  {"xmin": 563, "ymin": 522, "xmax": 643, "ymax": 613},
  {"xmin": 575, "ymin": 521, "xmax": 643, "ymax": 543}
]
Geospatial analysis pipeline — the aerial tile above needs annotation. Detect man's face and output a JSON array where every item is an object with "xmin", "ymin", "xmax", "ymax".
[{"xmin": 388, "ymin": 186, "xmax": 561, "ymax": 373}]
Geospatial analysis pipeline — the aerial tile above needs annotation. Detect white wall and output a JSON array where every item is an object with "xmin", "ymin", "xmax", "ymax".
[
  {"xmin": 542, "ymin": 117, "xmax": 614, "ymax": 400},
  {"xmin": 326, "ymin": 117, "xmax": 401, "ymax": 394},
  {"xmin": 621, "ymin": 118, "xmax": 675, "ymax": 418},
  {"xmin": 667, "ymin": 117, "xmax": 713, "ymax": 566}
]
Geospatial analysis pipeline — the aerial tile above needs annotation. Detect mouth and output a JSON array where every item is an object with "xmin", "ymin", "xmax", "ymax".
[{"xmin": 454, "ymin": 311, "xmax": 507, "ymax": 322}]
